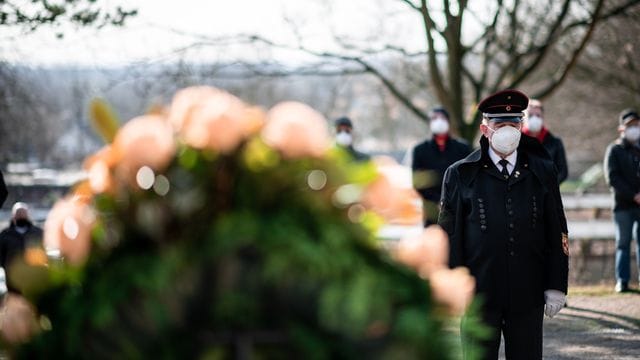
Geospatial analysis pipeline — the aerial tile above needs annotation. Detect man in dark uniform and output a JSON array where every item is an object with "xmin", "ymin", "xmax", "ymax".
[
  {"xmin": 604, "ymin": 108, "xmax": 640, "ymax": 293},
  {"xmin": 411, "ymin": 107, "xmax": 471, "ymax": 226},
  {"xmin": 523, "ymin": 99, "xmax": 569, "ymax": 184},
  {"xmin": 333, "ymin": 117, "xmax": 370, "ymax": 162},
  {"xmin": 438, "ymin": 89, "xmax": 569, "ymax": 359}
]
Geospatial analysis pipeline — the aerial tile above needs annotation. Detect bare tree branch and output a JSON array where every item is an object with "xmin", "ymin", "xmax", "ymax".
[
  {"xmin": 500, "ymin": 0, "xmax": 572, "ymax": 89},
  {"xmin": 531, "ymin": 0, "xmax": 605, "ymax": 99}
]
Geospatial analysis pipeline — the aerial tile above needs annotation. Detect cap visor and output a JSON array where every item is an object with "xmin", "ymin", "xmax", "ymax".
[{"xmin": 489, "ymin": 117, "xmax": 522, "ymax": 123}]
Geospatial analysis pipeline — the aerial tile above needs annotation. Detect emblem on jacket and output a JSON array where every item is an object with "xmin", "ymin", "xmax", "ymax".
[{"xmin": 562, "ymin": 233, "xmax": 570, "ymax": 256}]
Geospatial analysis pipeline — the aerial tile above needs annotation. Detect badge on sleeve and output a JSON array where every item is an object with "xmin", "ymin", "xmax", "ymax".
[{"xmin": 561, "ymin": 233, "xmax": 570, "ymax": 256}]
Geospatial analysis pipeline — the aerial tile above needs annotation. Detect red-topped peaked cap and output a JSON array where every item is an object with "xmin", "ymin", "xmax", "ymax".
[{"xmin": 478, "ymin": 89, "xmax": 529, "ymax": 123}]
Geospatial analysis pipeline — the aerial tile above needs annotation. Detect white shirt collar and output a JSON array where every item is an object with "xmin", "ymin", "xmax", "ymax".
[{"xmin": 488, "ymin": 147, "xmax": 517, "ymax": 174}]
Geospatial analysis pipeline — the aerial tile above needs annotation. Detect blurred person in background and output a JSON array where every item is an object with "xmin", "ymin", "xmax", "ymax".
[
  {"xmin": 0, "ymin": 202, "xmax": 43, "ymax": 294},
  {"xmin": 604, "ymin": 108, "xmax": 640, "ymax": 293},
  {"xmin": 333, "ymin": 116, "xmax": 370, "ymax": 162},
  {"xmin": 411, "ymin": 106, "xmax": 471, "ymax": 226},
  {"xmin": 523, "ymin": 99, "xmax": 568, "ymax": 184}
]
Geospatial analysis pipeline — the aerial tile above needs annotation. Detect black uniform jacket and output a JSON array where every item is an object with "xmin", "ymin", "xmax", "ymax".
[
  {"xmin": 438, "ymin": 136, "xmax": 568, "ymax": 312},
  {"xmin": 604, "ymin": 138, "xmax": 640, "ymax": 211},
  {"xmin": 411, "ymin": 136, "xmax": 471, "ymax": 203},
  {"xmin": 541, "ymin": 132, "xmax": 568, "ymax": 184}
]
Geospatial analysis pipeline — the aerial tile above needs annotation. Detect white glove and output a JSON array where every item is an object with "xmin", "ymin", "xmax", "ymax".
[{"xmin": 544, "ymin": 289, "xmax": 566, "ymax": 318}]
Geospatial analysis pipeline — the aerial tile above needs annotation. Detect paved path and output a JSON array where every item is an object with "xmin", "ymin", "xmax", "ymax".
[{"xmin": 498, "ymin": 287, "xmax": 640, "ymax": 359}]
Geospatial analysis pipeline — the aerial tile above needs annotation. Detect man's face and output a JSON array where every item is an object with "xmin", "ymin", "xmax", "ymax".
[
  {"xmin": 336, "ymin": 125, "xmax": 352, "ymax": 134},
  {"xmin": 527, "ymin": 106, "xmax": 543, "ymax": 119},
  {"xmin": 14, "ymin": 208, "xmax": 28, "ymax": 221},
  {"xmin": 622, "ymin": 119, "xmax": 640, "ymax": 130}
]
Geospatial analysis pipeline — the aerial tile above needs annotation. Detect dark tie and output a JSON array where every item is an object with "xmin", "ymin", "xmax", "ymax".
[{"xmin": 499, "ymin": 159, "xmax": 509, "ymax": 178}]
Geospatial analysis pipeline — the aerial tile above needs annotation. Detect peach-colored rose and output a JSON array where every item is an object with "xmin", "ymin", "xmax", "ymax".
[
  {"xmin": 43, "ymin": 197, "xmax": 95, "ymax": 266},
  {"xmin": 361, "ymin": 173, "xmax": 421, "ymax": 224},
  {"xmin": 83, "ymin": 146, "xmax": 118, "ymax": 194},
  {"xmin": 361, "ymin": 175, "xmax": 394, "ymax": 214},
  {"xmin": 261, "ymin": 101, "xmax": 330, "ymax": 158},
  {"xmin": 168, "ymin": 86, "xmax": 220, "ymax": 131},
  {"xmin": 429, "ymin": 267, "xmax": 476, "ymax": 316},
  {"xmin": 368, "ymin": 157, "xmax": 422, "ymax": 224},
  {"xmin": 169, "ymin": 86, "xmax": 264, "ymax": 153},
  {"xmin": 112, "ymin": 115, "xmax": 175, "ymax": 187},
  {"xmin": 0, "ymin": 294, "xmax": 39, "ymax": 344},
  {"xmin": 394, "ymin": 225, "xmax": 449, "ymax": 277}
]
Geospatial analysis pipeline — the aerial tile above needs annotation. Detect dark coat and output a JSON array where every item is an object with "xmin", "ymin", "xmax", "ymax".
[
  {"xmin": 0, "ymin": 170, "xmax": 7, "ymax": 208},
  {"xmin": 411, "ymin": 136, "xmax": 471, "ymax": 203},
  {"xmin": 0, "ymin": 222, "xmax": 44, "ymax": 292},
  {"xmin": 540, "ymin": 132, "xmax": 568, "ymax": 184},
  {"xmin": 604, "ymin": 138, "xmax": 640, "ymax": 211},
  {"xmin": 340, "ymin": 145, "xmax": 370, "ymax": 162},
  {"xmin": 438, "ymin": 136, "xmax": 568, "ymax": 312}
]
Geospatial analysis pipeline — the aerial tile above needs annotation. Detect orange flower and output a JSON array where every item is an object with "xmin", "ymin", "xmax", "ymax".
[
  {"xmin": 43, "ymin": 197, "xmax": 95, "ymax": 266},
  {"xmin": 169, "ymin": 86, "xmax": 264, "ymax": 153},
  {"xmin": 24, "ymin": 247, "xmax": 48, "ymax": 267},
  {"xmin": 83, "ymin": 145, "xmax": 118, "ymax": 194},
  {"xmin": 362, "ymin": 172, "xmax": 421, "ymax": 223},
  {"xmin": 112, "ymin": 115, "xmax": 175, "ymax": 187},
  {"xmin": 261, "ymin": 101, "xmax": 330, "ymax": 158},
  {"xmin": 394, "ymin": 225, "xmax": 449, "ymax": 277},
  {"xmin": 429, "ymin": 267, "xmax": 476, "ymax": 316},
  {"xmin": 361, "ymin": 175, "xmax": 394, "ymax": 215},
  {"xmin": 368, "ymin": 156, "xmax": 422, "ymax": 224},
  {"xmin": 0, "ymin": 294, "xmax": 39, "ymax": 344}
]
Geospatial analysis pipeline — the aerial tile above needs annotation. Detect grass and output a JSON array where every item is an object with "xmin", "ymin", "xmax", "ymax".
[{"xmin": 568, "ymin": 284, "xmax": 640, "ymax": 296}]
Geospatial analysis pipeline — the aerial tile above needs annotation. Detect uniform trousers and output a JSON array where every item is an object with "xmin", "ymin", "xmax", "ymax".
[{"xmin": 462, "ymin": 305, "xmax": 544, "ymax": 360}]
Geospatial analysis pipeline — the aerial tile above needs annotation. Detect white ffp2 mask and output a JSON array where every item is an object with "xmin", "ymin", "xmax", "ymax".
[
  {"xmin": 624, "ymin": 126, "xmax": 640, "ymax": 142},
  {"xmin": 527, "ymin": 115, "xmax": 543, "ymax": 133},
  {"xmin": 336, "ymin": 132, "xmax": 353, "ymax": 146},
  {"xmin": 430, "ymin": 118, "xmax": 450, "ymax": 135},
  {"xmin": 488, "ymin": 126, "xmax": 521, "ymax": 155}
]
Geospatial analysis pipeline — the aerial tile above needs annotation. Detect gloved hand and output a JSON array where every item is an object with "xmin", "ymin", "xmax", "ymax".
[{"xmin": 544, "ymin": 289, "xmax": 566, "ymax": 318}]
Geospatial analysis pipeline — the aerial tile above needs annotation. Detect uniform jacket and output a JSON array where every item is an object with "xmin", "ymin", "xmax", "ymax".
[
  {"xmin": 411, "ymin": 136, "xmax": 471, "ymax": 203},
  {"xmin": 541, "ymin": 132, "xmax": 568, "ymax": 184},
  {"xmin": 0, "ymin": 222, "xmax": 43, "ymax": 292},
  {"xmin": 438, "ymin": 136, "xmax": 568, "ymax": 312},
  {"xmin": 604, "ymin": 138, "xmax": 640, "ymax": 211}
]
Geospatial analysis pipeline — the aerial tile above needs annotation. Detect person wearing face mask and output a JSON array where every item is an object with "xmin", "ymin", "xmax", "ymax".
[
  {"xmin": 333, "ymin": 117, "xmax": 370, "ymax": 162},
  {"xmin": 411, "ymin": 107, "xmax": 471, "ymax": 226},
  {"xmin": 438, "ymin": 89, "xmax": 568, "ymax": 360},
  {"xmin": 604, "ymin": 108, "xmax": 640, "ymax": 293},
  {"xmin": 0, "ymin": 202, "xmax": 44, "ymax": 294},
  {"xmin": 523, "ymin": 99, "xmax": 569, "ymax": 184}
]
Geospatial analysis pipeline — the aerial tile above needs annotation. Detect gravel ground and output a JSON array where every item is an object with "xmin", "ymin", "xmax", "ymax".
[{"xmin": 497, "ymin": 286, "xmax": 640, "ymax": 359}]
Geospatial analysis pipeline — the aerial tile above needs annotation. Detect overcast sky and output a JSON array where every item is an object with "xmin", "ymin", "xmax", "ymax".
[{"xmin": 2, "ymin": 0, "xmax": 430, "ymax": 66}]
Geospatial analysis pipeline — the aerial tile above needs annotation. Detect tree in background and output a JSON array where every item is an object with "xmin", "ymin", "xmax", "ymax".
[
  {"xmin": 191, "ymin": 0, "xmax": 639, "ymax": 142},
  {"xmin": 0, "ymin": 0, "xmax": 136, "ymax": 34},
  {"xmin": 0, "ymin": 0, "xmax": 137, "ymax": 165}
]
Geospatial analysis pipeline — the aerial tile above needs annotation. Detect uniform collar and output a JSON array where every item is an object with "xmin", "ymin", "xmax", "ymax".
[{"xmin": 488, "ymin": 146, "xmax": 517, "ymax": 171}]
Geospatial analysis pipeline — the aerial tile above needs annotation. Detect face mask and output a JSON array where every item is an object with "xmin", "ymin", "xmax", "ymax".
[
  {"xmin": 430, "ymin": 118, "xmax": 450, "ymax": 135},
  {"xmin": 14, "ymin": 219, "xmax": 31, "ymax": 227},
  {"xmin": 527, "ymin": 115, "xmax": 543, "ymax": 133},
  {"xmin": 624, "ymin": 126, "xmax": 640, "ymax": 142},
  {"xmin": 488, "ymin": 125, "xmax": 521, "ymax": 155},
  {"xmin": 335, "ymin": 131, "xmax": 353, "ymax": 146}
]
